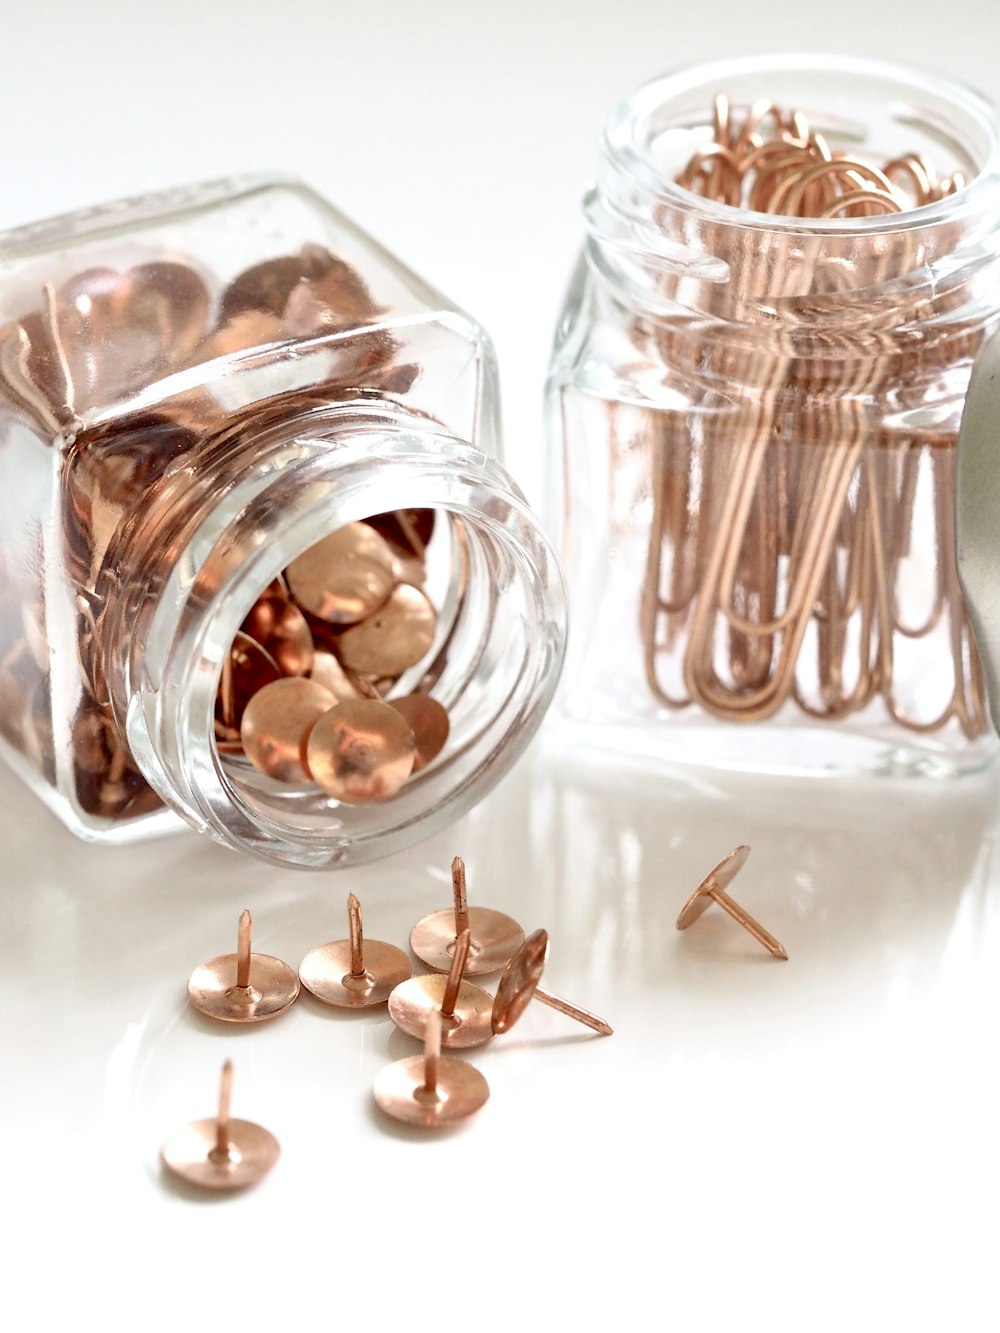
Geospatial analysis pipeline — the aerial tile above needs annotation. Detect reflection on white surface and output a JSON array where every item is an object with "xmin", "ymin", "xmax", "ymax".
[{"xmin": 4, "ymin": 728, "xmax": 1000, "ymax": 1326}]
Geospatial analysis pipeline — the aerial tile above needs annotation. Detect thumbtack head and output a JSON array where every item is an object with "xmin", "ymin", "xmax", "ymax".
[
  {"xmin": 676, "ymin": 846, "xmax": 788, "ymax": 959},
  {"xmin": 676, "ymin": 845, "xmax": 751, "ymax": 930},
  {"xmin": 374, "ymin": 1009, "xmax": 489, "ymax": 1128},
  {"xmin": 299, "ymin": 893, "xmax": 412, "ymax": 1007},
  {"xmin": 188, "ymin": 910, "xmax": 300, "ymax": 1022},
  {"xmin": 386, "ymin": 694, "xmax": 450, "ymax": 772},
  {"xmin": 387, "ymin": 974, "xmax": 495, "ymax": 1047},
  {"xmin": 239, "ymin": 676, "xmax": 335, "ymax": 782},
  {"xmin": 161, "ymin": 1060, "xmax": 279, "ymax": 1191},
  {"xmin": 285, "ymin": 522, "xmax": 397, "ymax": 625},
  {"xmin": 305, "ymin": 698, "xmax": 416, "ymax": 803},
  {"xmin": 388, "ymin": 928, "xmax": 494, "ymax": 1047},
  {"xmin": 491, "ymin": 928, "xmax": 549, "ymax": 1034},
  {"xmin": 334, "ymin": 582, "xmax": 437, "ymax": 677}
]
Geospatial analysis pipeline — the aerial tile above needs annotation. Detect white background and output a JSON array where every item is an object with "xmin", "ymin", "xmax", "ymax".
[{"xmin": 3, "ymin": 3, "xmax": 1000, "ymax": 1330}]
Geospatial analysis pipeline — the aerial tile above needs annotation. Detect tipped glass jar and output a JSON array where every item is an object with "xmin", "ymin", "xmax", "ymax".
[
  {"xmin": 0, "ymin": 177, "xmax": 565, "ymax": 867},
  {"xmin": 546, "ymin": 55, "xmax": 1000, "ymax": 777}
]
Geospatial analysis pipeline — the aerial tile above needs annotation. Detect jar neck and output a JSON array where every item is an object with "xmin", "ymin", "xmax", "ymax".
[
  {"xmin": 97, "ymin": 400, "xmax": 565, "ymax": 867},
  {"xmin": 585, "ymin": 55, "xmax": 1000, "ymax": 332}
]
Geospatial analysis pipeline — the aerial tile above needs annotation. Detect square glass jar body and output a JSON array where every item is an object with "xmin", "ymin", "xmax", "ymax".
[
  {"xmin": 546, "ymin": 56, "xmax": 1000, "ymax": 778},
  {"xmin": 0, "ymin": 178, "xmax": 564, "ymax": 864}
]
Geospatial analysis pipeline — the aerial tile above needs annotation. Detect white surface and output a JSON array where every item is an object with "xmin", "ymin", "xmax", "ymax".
[{"xmin": 3, "ymin": 3, "xmax": 1000, "ymax": 1329}]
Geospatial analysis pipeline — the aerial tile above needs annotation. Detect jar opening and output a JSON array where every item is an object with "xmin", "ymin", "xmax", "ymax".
[
  {"xmin": 602, "ymin": 54, "xmax": 1000, "ymax": 233},
  {"xmin": 123, "ymin": 425, "xmax": 564, "ymax": 867}
]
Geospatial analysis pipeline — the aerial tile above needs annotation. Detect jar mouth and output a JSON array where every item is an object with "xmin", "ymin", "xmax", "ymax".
[
  {"xmin": 601, "ymin": 53, "xmax": 1000, "ymax": 235},
  {"xmin": 124, "ymin": 422, "xmax": 565, "ymax": 867}
]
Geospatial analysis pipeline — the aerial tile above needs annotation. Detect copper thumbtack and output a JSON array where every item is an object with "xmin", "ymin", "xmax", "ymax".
[
  {"xmin": 374, "ymin": 1008, "xmax": 489, "ymax": 1128},
  {"xmin": 387, "ymin": 694, "xmax": 450, "ymax": 771},
  {"xmin": 305, "ymin": 698, "xmax": 416, "ymax": 803},
  {"xmin": 387, "ymin": 928, "xmax": 495, "ymax": 1048},
  {"xmin": 161, "ymin": 1059, "xmax": 280, "ymax": 1191},
  {"xmin": 409, "ymin": 856, "xmax": 524, "ymax": 975},
  {"xmin": 299, "ymin": 892, "xmax": 412, "ymax": 1007},
  {"xmin": 335, "ymin": 582, "xmax": 437, "ymax": 676},
  {"xmin": 239, "ymin": 676, "xmax": 335, "ymax": 782},
  {"xmin": 188, "ymin": 909, "xmax": 300, "ymax": 1022},
  {"xmin": 243, "ymin": 597, "xmax": 315, "ymax": 679},
  {"xmin": 675, "ymin": 846, "xmax": 788, "ymax": 959},
  {"xmin": 285, "ymin": 522, "xmax": 397, "ymax": 624},
  {"xmin": 491, "ymin": 929, "xmax": 614, "ymax": 1036},
  {"xmin": 215, "ymin": 631, "xmax": 281, "ymax": 751}
]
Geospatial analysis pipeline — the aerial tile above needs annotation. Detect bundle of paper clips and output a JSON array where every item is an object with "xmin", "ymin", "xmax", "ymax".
[{"xmin": 638, "ymin": 94, "xmax": 986, "ymax": 738}]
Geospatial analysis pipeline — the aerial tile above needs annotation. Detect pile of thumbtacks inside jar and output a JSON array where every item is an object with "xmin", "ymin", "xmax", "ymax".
[{"xmin": 216, "ymin": 509, "xmax": 450, "ymax": 801}]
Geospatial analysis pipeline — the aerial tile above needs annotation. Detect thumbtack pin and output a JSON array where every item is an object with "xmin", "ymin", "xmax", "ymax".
[
  {"xmin": 299, "ymin": 893, "xmax": 413, "ymax": 1007},
  {"xmin": 161, "ymin": 1059, "xmax": 280, "ymax": 1191},
  {"xmin": 373, "ymin": 1008, "xmax": 489, "ymax": 1128},
  {"xmin": 387, "ymin": 928, "xmax": 495, "ymax": 1048},
  {"xmin": 187, "ymin": 909, "xmax": 300, "ymax": 1022},
  {"xmin": 409, "ymin": 856, "xmax": 524, "ymax": 975},
  {"xmin": 491, "ymin": 929, "xmax": 614, "ymax": 1036},
  {"xmin": 675, "ymin": 845, "xmax": 788, "ymax": 959}
]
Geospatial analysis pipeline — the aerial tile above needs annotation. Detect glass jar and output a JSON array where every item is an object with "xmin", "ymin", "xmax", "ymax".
[
  {"xmin": 0, "ymin": 176, "xmax": 565, "ymax": 867},
  {"xmin": 546, "ymin": 55, "xmax": 1000, "ymax": 777}
]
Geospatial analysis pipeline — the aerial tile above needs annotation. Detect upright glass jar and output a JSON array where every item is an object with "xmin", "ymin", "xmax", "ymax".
[
  {"xmin": 0, "ymin": 176, "xmax": 565, "ymax": 867},
  {"xmin": 547, "ymin": 55, "xmax": 1000, "ymax": 777}
]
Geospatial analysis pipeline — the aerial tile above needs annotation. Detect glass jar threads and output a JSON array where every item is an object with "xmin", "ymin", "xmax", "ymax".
[
  {"xmin": 0, "ymin": 177, "xmax": 565, "ymax": 867},
  {"xmin": 546, "ymin": 55, "xmax": 1000, "ymax": 776}
]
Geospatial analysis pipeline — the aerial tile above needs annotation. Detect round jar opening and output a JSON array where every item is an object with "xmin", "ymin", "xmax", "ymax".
[
  {"xmin": 602, "ymin": 54, "xmax": 1000, "ymax": 232},
  {"xmin": 124, "ymin": 427, "xmax": 565, "ymax": 867}
]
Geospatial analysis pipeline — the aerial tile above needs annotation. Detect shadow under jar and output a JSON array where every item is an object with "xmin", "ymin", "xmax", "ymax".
[
  {"xmin": 0, "ymin": 177, "xmax": 565, "ymax": 867},
  {"xmin": 546, "ymin": 54, "xmax": 1000, "ymax": 777}
]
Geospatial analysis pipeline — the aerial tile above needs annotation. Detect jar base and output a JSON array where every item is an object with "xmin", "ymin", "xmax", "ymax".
[{"xmin": 546, "ymin": 712, "xmax": 999, "ymax": 781}]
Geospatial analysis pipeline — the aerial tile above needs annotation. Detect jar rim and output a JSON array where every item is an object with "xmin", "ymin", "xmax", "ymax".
[
  {"xmin": 123, "ymin": 416, "xmax": 566, "ymax": 868},
  {"xmin": 601, "ymin": 53, "xmax": 1000, "ymax": 235}
]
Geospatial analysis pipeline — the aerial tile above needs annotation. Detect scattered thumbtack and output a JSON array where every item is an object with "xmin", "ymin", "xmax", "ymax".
[
  {"xmin": 373, "ymin": 1008, "xmax": 489, "ymax": 1129},
  {"xmin": 187, "ymin": 909, "xmax": 300, "ymax": 1022},
  {"xmin": 387, "ymin": 929, "xmax": 494, "ymax": 1048},
  {"xmin": 675, "ymin": 845, "xmax": 788, "ymax": 959},
  {"xmin": 161, "ymin": 1059, "xmax": 280, "ymax": 1191},
  {"xmin": 299, "ymin": 893, "xmax": 413, "ymax": 1007},
  {"xmin": 491, "ymin": 929, "xmax": 614, "ymax": 1036},
  {"xmin": 409, "ymin": 856, "xmax": 524, "ymax": 975}
]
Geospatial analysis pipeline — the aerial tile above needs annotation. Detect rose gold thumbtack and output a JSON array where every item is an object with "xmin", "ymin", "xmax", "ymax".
[
  {"xmin": 387, "ymin": 693, "xmax": 450, "ymax": 771},
  {"xmin": 675, "ymin": 845, "xmax": 788, "ymax": 959},
  {"xmin": 491, "ymin": 929, "xmax": 614, "ymax": 1037},
  {"xmin": 299, "ymin": 892, "xmax": 412, "ymax": 1008},
  {"xmin": 335, "ymin": 582, "xmax": 437, "ymax": 676},
  {"xmin": 373, "ymin": 1008, "xmax": 489, "ymax": 1129},
  {"xmin": 188, "ymin": 909, "xmax": 300, "ymax": 1022},
  {"xmin": 161, "ymin": 1059, "xmax": 280, "ymax": 1191},
  {"xmin": 215, "ymin": 631, "xmax": 281, "ymax": 752},
  {"xmin": 285, "ymin": 522, "xmax": 397, "ymax": 625},
  {"xmin": 387, "ymin": 929, "xmax": 495, "ymax": 1048},
  {"xmin": 409, "ymin": 856, "xmax": 524, "ymax": 975},
  {"xmin": 305, "ymin": 698, "xmax": 416, "ymax": 803},
  {"xmin": 240, "ymin": 676, "xmax": 335, "ymax": 782},
  {"xmin": 243, "ymin": 596, "xmax": 315, "ymax": 679}
]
